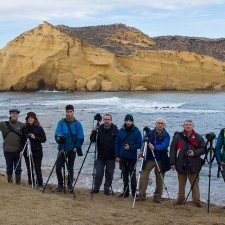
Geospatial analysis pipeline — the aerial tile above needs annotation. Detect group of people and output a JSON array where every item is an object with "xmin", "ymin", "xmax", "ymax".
[{"xmin": 0, "ymin": 105, "xmax": 225, "ymax": 209}]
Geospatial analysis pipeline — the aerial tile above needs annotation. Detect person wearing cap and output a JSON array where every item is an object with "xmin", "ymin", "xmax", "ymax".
[
  {"xmin": 21, "ymin": 112, "xmax": 46, "ymax": 191},
  {"xmin": 0, "ymin": 109, "xmax": 23, "ymax": 184},
  {"xmin": 54, "ymin": 104, "xmax": 84, "ymax": 193},
  {"xmin": 115, "ymin": 114, "xmax": 142, "ymax": 197},
  {"xmin": 137, "ymin": 118, "xmax": 170, "ymax": 203}
]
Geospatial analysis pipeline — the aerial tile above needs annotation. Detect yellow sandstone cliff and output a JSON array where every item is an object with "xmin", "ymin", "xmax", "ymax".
[{"xmin": 0, "ymin": 21, "xmax": 225, "ymax": 91}]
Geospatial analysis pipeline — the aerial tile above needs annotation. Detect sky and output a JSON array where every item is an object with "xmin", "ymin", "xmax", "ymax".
[{"xmin": 0, "ymin": 0, "xmax": 225, "ymax": 48}]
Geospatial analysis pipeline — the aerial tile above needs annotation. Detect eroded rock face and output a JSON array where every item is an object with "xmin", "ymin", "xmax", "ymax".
[{"xmin": 0, "ymin": 22, "xmax": 225, "ymax": 91}]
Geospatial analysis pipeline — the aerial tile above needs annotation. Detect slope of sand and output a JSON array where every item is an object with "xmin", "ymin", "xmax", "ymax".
[{"xmin": 0, "ymin": 173, "xmax": 224, "ymax": 225}]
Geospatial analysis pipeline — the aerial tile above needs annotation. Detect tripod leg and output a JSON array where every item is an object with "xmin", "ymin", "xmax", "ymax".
[
  {"xmin": 73, "ymin": 142, "xmax": 92, "ymax": 189},
  {"xmin": 42, "ymin": 159, "xmax": 57, "ymax": 193},
  {"xmin": 42, "ymin": 151, "xmax": 61, "ymax": 193}
]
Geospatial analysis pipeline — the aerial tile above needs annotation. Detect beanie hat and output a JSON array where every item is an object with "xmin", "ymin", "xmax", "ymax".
[
  {"xmin": 26, "ymin": 112, "xmax": 37, "ymax": 120},
  {"xmin": 124, "ymin": 114, "xmax": 134, "ymax": 122}
]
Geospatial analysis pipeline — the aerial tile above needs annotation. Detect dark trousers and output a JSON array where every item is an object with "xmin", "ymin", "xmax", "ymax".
[
  {"xmin": 94, "ymin": 158, "xmax": 115, "ymax": 191},
  {"xmin": 4, "ymin": 151, "xmax": 21, "ymax": 175},
  {"xmin": 24, "ymin": 154, "xmax": 43, "ymax": 186},
  {"xmin": 120, "ymin": 158, "xmax": 137, "ymax": 196},
  {"xmin": 56, "ymin": 150, "xmax": 76, "ymax": 188}
]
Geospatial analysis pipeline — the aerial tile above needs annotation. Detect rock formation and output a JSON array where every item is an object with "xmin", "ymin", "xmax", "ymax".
[{"xmin": 0, "ymin": 21, "xmax": 225, "ymax": 91}]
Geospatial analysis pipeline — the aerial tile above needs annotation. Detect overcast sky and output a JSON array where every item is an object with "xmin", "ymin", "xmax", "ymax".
[{"xmin": 0, "ymin": 0, "xmax": 225, "ymax": 48}]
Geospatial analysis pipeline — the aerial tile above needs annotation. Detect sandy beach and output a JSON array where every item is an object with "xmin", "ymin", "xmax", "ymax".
[{"xmin": 0, "ymin": 173, "xmax": 224, "ymax": 225}]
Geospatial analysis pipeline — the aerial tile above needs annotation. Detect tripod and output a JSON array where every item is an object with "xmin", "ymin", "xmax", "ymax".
[
  {"xmin": 132, "ymin": 138, "xmax": 147, "ymax": 208},
  {"xmin": 42, "ymin": 146, "xmax": 76, "ymax": 198},
  {"xmin": 184, "ymin": 138, "xmax": 216, "ymax": 213},
  {"xmin": 14, "ymin": 138, "xmax": 36, "ymax": 187}
]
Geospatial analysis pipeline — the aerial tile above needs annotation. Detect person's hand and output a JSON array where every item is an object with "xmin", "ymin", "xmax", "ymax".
[
  {"xmin": 124, "ymin": 144, "xmax": 129, "ymax": 151},
  {"xmin": 148, "ymin": 143, "xmax": 155, "ymax": 150},
  {"xmin": 220, "ymin": 161, "xmax": 225, "ymax": 166},
  {"xmin": 73, "ymin": 148, "xmax": 77, "ymax": 152},
  {"xmin": 115, "ymin": 157, "xmax": 120, "ymax": 163},
  {"xmin": 29, "ymin": 134, "xmax": 35, "ymax": 139},
  {"xmin": 188, "ymin": 150, "xmax": 194, "ymax": 157},
  {"xmin": 138, "ymin": 152, "xmax": 143, "ymax": 158},
  {"xmin": 171, "ymin": 165, "xmax": 176, "ymax": 171},
  {"xmin": 93, "ymin": 126, "xmax": 98, "ymax": 132}
]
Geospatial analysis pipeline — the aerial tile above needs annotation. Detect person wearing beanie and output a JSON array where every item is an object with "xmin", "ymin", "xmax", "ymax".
[
  {"xmin": 54, "ymin": 104, "xmax": 84, "ymax": 193},
  {"xmin": 0, "ymin": 109, "xmax": 23, "ymax": 184},
  {"xmin": 115, "ymin": 114, "xmax": 142, "ymax": 197},
  {"xmin": 21, "ymin": 112, "xmax": 46, "ymax": 191}
]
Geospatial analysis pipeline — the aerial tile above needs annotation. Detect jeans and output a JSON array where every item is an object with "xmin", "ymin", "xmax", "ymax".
[
  {"xmin": 4, "ymin": 151, "xmax": 22, "ymax": 175},
  {"xmin": 119, "ymin": 158, "xmax": 137, "ymax": 196},
  {"xmin": 94, "ymin": 158, "xmax": 115, "ymax": 191},
  {"xmin": 56, "ymin": 150, "xmax": 76, "ymax": 188},
  {"xmin": 24, "ymin": 154, "xmax": 43, "ymax": 186}
]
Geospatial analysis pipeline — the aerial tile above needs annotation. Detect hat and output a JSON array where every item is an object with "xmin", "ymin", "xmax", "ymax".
[
  {"xmin": 26, "ymin": 112, "xmax": 37, "ymax": 120},
  {"xmin": 9, "ymin": 109, "xmax": 20, "ymax": 114},
  {"xmin": 124, "ymin": 114, "xmax": 134, "ymax": 122}
]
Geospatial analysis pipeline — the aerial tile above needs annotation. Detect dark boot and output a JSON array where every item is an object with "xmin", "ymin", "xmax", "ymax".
[
  {"xmin": 7, "ymin": 174, "xmax": 13, "ymax": 183},
  {"xmin": 15, "ymin": 174, "xmax": 21, "ymax": 185}
]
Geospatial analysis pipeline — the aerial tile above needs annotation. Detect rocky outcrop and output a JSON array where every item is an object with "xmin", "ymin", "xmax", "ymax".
[{"xmin": 0, "ymin": 21, "xmax": 225, "ymax": 91}]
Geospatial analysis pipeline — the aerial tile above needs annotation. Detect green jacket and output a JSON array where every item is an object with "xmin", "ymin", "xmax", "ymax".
[{"xmin": 0, "ymin": 120, "xmax": 24, "ymax": 152}]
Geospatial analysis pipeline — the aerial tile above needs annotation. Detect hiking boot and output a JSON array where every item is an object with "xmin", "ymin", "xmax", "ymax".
[
  {"xmin": 39, "ymin": 186, "xmax": 44, "ymax": 192},
  {"xmin": 173, "ymin": 200, "xmax": 183, "ymax": 205},
  {"xmin": 68, "ymin": 187, "xmax": 74, "ymax": 193},
  {"xmin": 15, "ymin": 174, "xmax": 21, "ymax": 185},
  {"xmin": 7, "ymin": 174, "xmax": 13, "ymax": 183},
  {"xmin": 136, "ymin": 195, "xmax": 146, "ymax": 201},
  {"xmin": 90, "ymin": 189, "xmax": 99, "ymax": 194},
  {"xmin": 118, "ymin": 192, "xmax": 129, "ymax": 198},
  {"xmin": 153, "ymin": 198, "xmax": 161, "ymax": 203},
  {"xmin": 195, "ymin": 202, "xmax": 203, "ymax": 208},
  {"xmin": 104, "ymin": 190, "xmax": 112, "ymax": 196},
  {"xmin": 53, "ymin": 186, "xmax": 63, "ymax": 192}
]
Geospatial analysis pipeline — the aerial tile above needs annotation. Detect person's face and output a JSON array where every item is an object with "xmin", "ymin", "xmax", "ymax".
[
  {"xmin": 103, "ymin": 115, "xmax": 112, "ymax": 127},
  {"xmin": 28, "ymin": 117, "xmax": 34, "ymax": 125},
  {"xmin": 183, "ymin": 122, "xmax": 194, "ymax": 132},
  {"xmin": 10, "ymin": 112, "xmax": 19, "ymax": 121},
  {"xmin": 125, "ymin": 120, "xmax": 133, "ymax": 127},
  {"xmin": 155, "ymin": 120, "xmax": 165, "ymax": 131},
  {"xmin": 66, "ymin": 109, "xmax": 74, "ymax": 118}
]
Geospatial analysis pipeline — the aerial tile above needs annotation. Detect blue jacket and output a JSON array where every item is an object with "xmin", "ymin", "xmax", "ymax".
[
  {"xmin": 142, "ymin": 128, "xmax": 170, "ymax": 161},
  {"xmin": 55, "ymin": 118, "xmax": 84, "ymax": 152},
  {"xmin": 216, "ymin": 129, "xmax": 225, "ymax": 164},
  {"xmin": 115, "ymin": 125, "xmax": 142, "ymax": 160}
]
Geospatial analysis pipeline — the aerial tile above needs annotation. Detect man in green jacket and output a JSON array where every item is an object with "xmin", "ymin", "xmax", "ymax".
[{"xmin": 0, "ymin": 109, "xmax": 23, "ymax": 184}]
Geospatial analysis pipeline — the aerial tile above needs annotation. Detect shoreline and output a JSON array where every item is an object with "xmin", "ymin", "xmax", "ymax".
[{"xmin": 0, "ymin": 173, "xmax": 224, "ymax": 225}]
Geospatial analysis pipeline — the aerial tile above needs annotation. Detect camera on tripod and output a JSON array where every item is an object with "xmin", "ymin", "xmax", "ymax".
[
  {"xmin": 205, "ymin": 132, "xmax": 216, "ymax": 142},
  {"xmin": 94, "ymin": 113, "xmax": 102, "ymax": 122},
  {"xmin": 58, "ymin": 135, "xmax": 66, "ymax": 144}
]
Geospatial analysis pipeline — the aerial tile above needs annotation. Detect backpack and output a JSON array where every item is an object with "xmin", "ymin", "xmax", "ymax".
[{"xmin": 220, "ymin": 128, "xmax": 225, "ymax": 161}]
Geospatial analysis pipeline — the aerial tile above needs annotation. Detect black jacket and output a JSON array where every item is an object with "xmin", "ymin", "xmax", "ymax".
[
  {"xmin": 90, "ymin": 123, "xmax": 118, "ymax": 160},
  {"xmin": 21, "ymin": 125, "xmax": 46, "ymax": 158}
]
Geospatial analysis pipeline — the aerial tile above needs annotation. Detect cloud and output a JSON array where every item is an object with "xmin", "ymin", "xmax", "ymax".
[{"xmin": 0, "ymin": 0, "xmax": 224, "ymax": 20}]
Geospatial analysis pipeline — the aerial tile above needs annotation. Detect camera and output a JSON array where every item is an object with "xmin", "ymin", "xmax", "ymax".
[
  {"xmin": 58, "ymin": 135, "xmax": 66, "ymax": 144},
  {"xmin": 94, "ymin": 113, "xmax": 102, "ymax": 122},
  {"xmin": 205, "ymin": 132, "xmax": 216, "ymax": 142},
  {"xmin": 143, "ymin": 127, "xmax": 150, "ymax": 133},
  {"xmin": 187, "ymin": 150, "xmax": 192, "ymax": 155}
]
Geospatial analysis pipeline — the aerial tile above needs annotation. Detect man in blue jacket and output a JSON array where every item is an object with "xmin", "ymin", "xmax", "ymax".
[
  {"xmin": 115, "ymin": 114, "xmax": 142, "ymax": 197},
  {"xmin": 54, "ymin": 105, "xmax": 84, "ymax": 193},
  {"xmin": 137, "ymin": 118, "xmax": 170, "ymax": 203}
]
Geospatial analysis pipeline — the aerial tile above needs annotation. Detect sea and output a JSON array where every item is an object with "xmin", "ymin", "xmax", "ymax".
[{"xmin": 0, "ymin": 91, "xmax": 225, "ymax": 206}]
